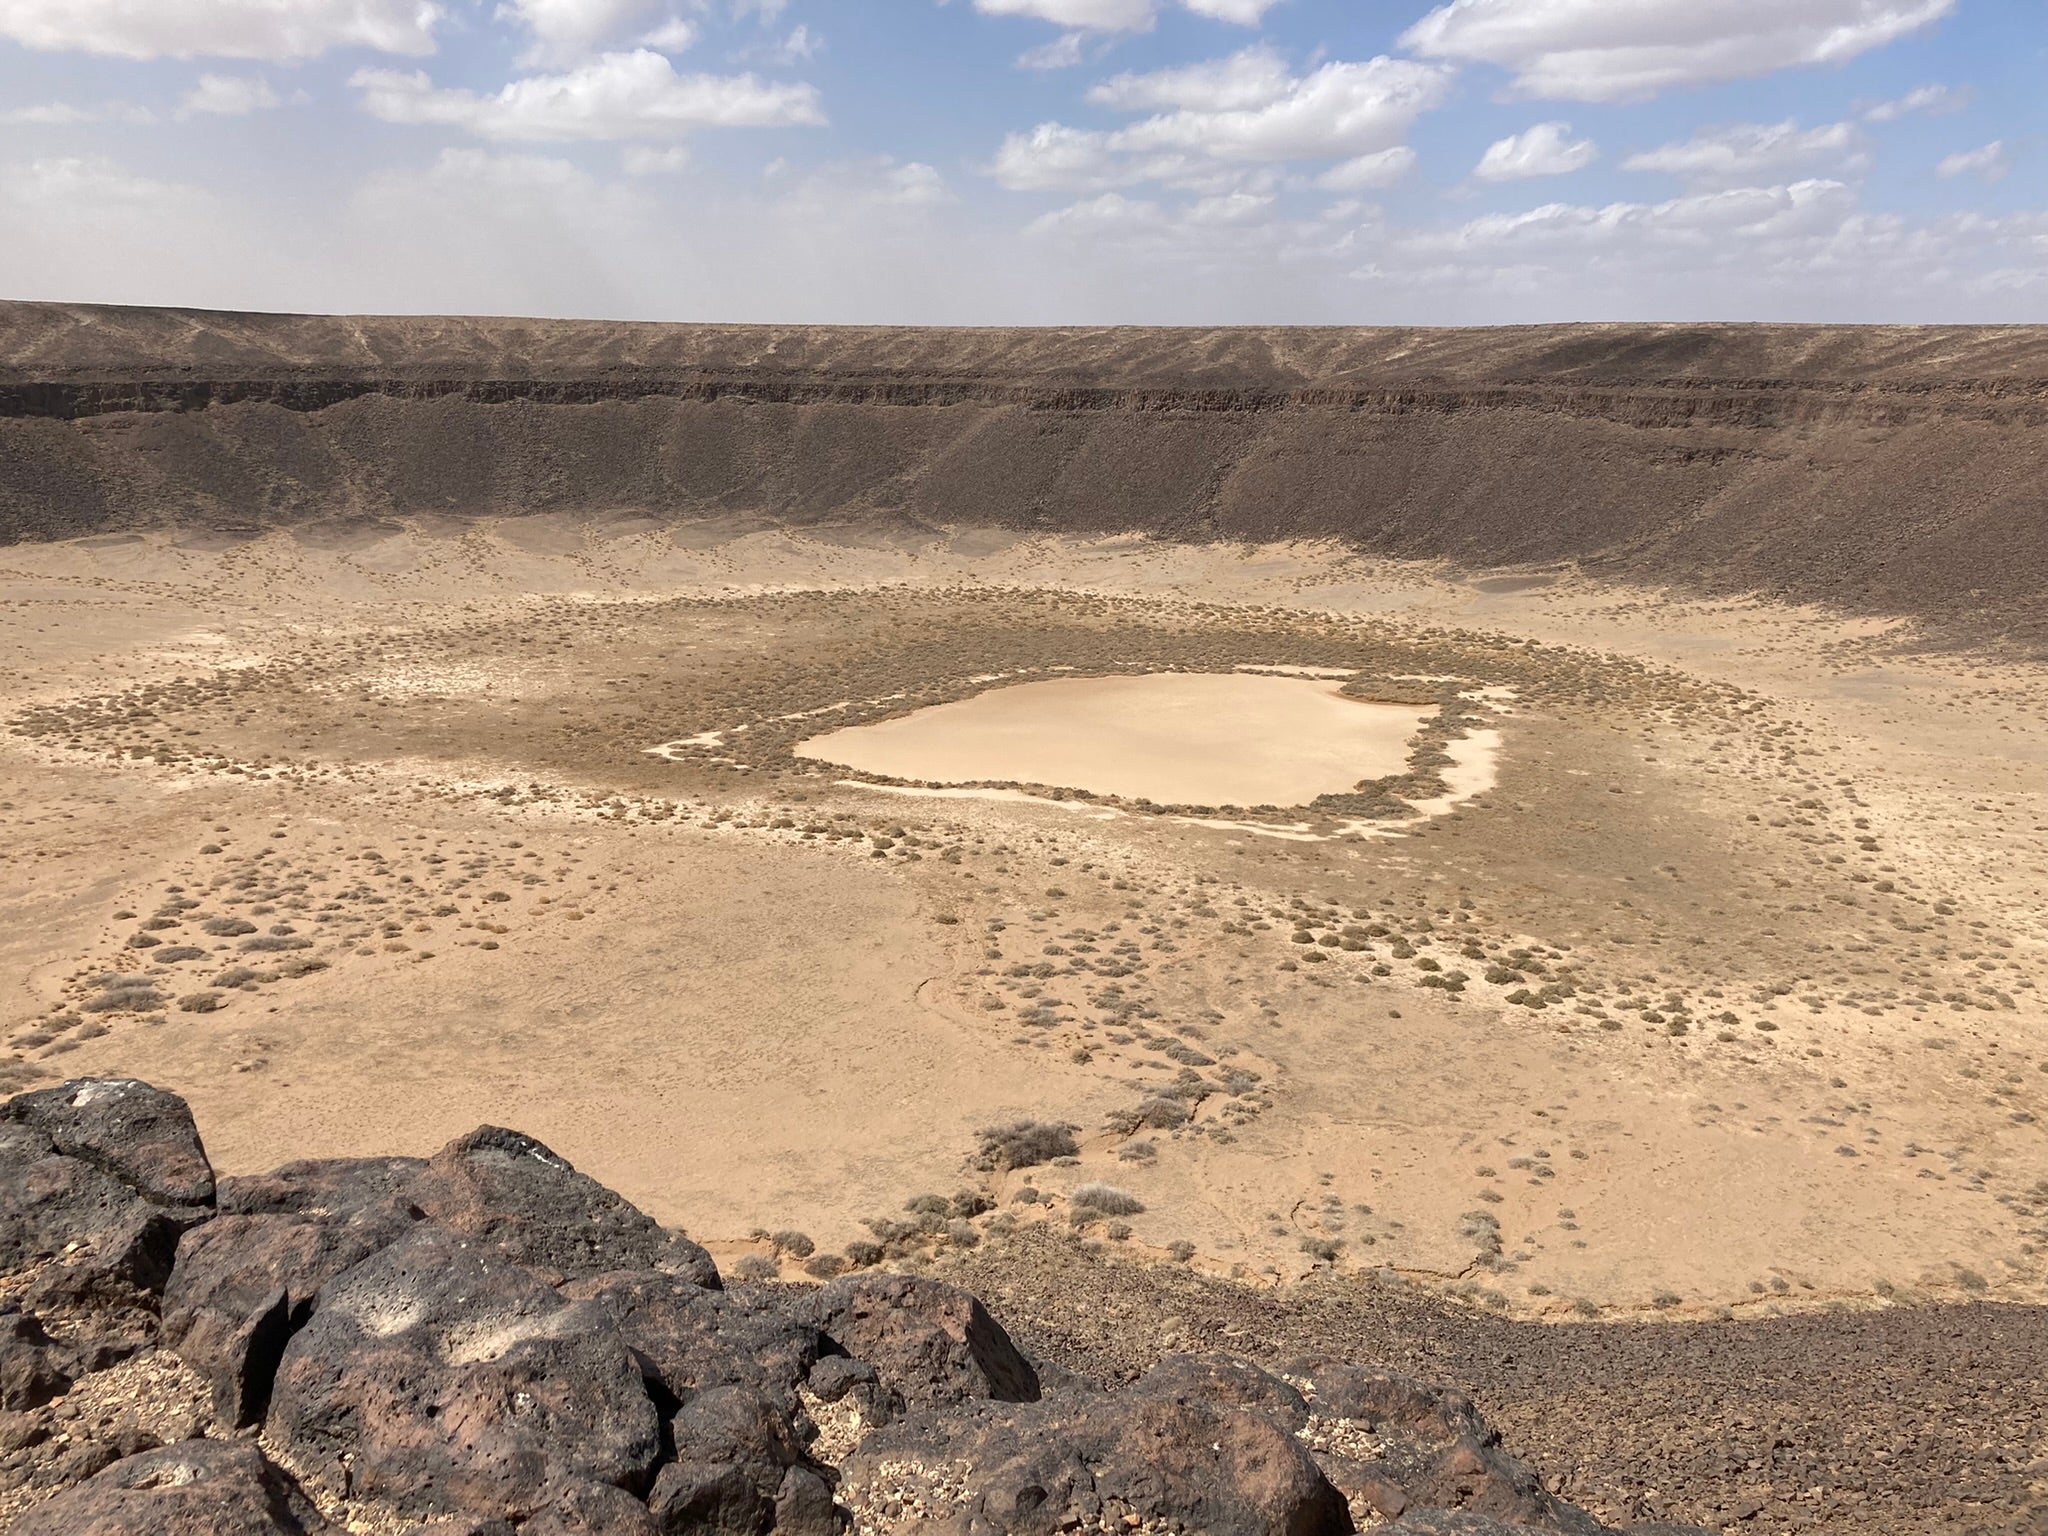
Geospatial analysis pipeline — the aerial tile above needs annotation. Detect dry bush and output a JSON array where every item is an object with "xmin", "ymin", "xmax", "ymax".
[
  {"xmin": 1071, "ymin": 1183, "xmax": 1144, "ymax": 1216},
  {"xmin": 973, "ymin": 1120, "xmax": 1078, "ymax": 1172}
]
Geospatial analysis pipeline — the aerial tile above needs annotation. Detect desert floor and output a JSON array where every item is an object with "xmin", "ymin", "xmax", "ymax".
[{"xmin": 3, "ymin": 516, "xmax": 2044, "ymax": 1322}]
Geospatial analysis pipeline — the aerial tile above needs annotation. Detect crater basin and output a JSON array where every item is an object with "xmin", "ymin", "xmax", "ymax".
[{"xmin": 793, "ymin": 672, "xmax": 1432, "ymax": 807}]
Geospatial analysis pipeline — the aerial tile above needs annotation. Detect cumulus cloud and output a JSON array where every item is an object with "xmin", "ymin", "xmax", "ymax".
[
  {"xmin": 500, "ymin": 0, "xmax": 661, "ymax": 66},
  {"xmin": 638, "ymin": 17, "xmax": 697, "ymax": 51},
  {"xmin": 974, "ymin": 0, "xmax": 1155, "ymax": 31},
  {"xmin": 0, "ymin": 0, "xmax": 442, "ymax": 61},
  {"xmin": 1018, "ymin": 31, "xmax": 1088, "ymax": 68},
  {"xmin": 1623, "ymin": 120, "xmax": 1867, "ymax": 185},
  {"xmin": 994, "ymin": 50, "xmax": 1452, "ymax": 191},
  {"xmin": 178, "ymin": 73, "xmax": 283, "ymax": 118},
  {"xmin": 975, "ymin": 0, "xmax": 1279, "ymax": 32},
  {"xmin": 1087, "ymin": 45, "xmax": 1295, "ymax": 112},
  {"xmin": 352, "ymin": 49, "xmax": 824, "ymax": 141},
  {"xmin": 1473, "ymin": 122, "xmax": 1596, "ymax": 181},
  {"xmin": 1315, "ymin": 146, "xmax": 1416, "ymax": 191},
  {"xmin": 1937, "ymin": 141, "xmax": 2009, "ymax": 182},
  {"xmin": 1862, "ymin": 83, "xmax": 1965, "ymax": 122},
  {"xmin": 1180, "ymin": 0, "xmax": 1281, "ymax": 22},
  {"xmin": 0, "ymin": 99, "xmax": 154, "ymax": 125},
  {"xmin": 1401, "ymin": 0, "xmax": 1957, "ymax": 102}
]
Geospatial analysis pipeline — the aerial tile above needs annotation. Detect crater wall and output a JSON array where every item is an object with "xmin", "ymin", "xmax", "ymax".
[{"xmin": 4, "ymin": 301, "xmax": 2046, "ymax": 633}]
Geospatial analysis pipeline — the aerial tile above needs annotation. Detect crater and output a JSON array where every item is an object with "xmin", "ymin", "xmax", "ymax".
[{"xmin": 792, "ymin": 671, "xmax": 1433, "ymax": 808}]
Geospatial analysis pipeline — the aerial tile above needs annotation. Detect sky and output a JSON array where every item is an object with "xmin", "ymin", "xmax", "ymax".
[{"xmin": 0, "ymin": 0, "xmax": 2042, "ymax": 324}]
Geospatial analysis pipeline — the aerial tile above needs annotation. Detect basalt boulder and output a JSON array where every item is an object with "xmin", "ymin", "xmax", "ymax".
[
  {"xmin": 0, "ymin": 1079, "xmax": 216, "ymax": 1303},
  {"xmin": 806, "ymin": 1273, "xmax": 1039, "ymax": 1409},
  {"xmin": 263, "ymin": 1222, "xmax": 663, "ymax": 1522},
  {"xmin": 7, "ymin": 1437, "xmax": 328, "ymax": 1536}
]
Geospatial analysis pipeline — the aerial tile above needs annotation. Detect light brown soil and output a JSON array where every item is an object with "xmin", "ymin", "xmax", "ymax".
[{"xmin": 2, "ymin": 523, "xmax": 2042, "ymax": 1326}]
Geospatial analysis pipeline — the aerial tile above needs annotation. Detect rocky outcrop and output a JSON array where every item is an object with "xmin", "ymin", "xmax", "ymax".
[
  {"xmin": 0, "ymin": 1079, "xmax": 1710, "ymax": 1535},
  {"xmin": 4, "ymin": 304, "xmax": 2048, "ymax": 638}
]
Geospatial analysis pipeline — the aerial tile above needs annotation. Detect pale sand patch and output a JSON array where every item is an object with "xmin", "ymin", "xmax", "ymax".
[{"xmin": 794, "ymin": 673, "xmax": 1432, "ymax": 809}]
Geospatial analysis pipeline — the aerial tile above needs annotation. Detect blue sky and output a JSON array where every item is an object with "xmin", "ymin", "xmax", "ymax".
[{"xmin": 0, "ymin": 0, "xmax": 2041, "ymax": 323}]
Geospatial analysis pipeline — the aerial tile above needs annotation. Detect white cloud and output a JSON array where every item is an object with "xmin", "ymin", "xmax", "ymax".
[
  {"xmin": 1473, "ymin": 121, "xmax": 1596, "ymax": 181},
  {"xmin": 1181, "ymin": 0, "xmax": 1280, "ymax": 22},
  {"xmin": 1937, "ymin": 141, "xmax": 2009, "ymax": 182},
  {"xmin": 1401, "ymin": 0, "xmax": 1957, "ymax": 102},
  {"xmin": 638, "ymin": 16, "xmax": 697, "ymax": 51},
  {"xmin": 500, "ymin": 0, "xmax": 659, "ymax": 65},
  {"xmin": 1419, "ymin": 179, "xmax": 1862, "ymax": 255},
  {"xmin": 1314, "ymin": 146, "xmax": 1415, "ymax": 190},
  {"xmin": 1623, "ymin": 120, "xmax": 1866, "ymax": 185},
  {"xmin": 0, "ymin": 0, "xmax": 443, "ymax": 61},
  {"xmin": 974, "ymin": 0, "xmax": 1155, "ymax": 32},
  {"xmin": 622, "ymin": 144, "xmax": 690, "ymax": 174},
  {"xmin": 1862, "ymin": 83, "xmax": 1964, "ymax": 121},
  {"xmin": 0, "ymin": 99, "xmax": 154, "ymax": 125},
  {"xmin": 974, "ymin": 0, "xmax": 1273, "ymax": 33},
  {"xmin": 352, "ymin": 49, "xmax": 824, "ymax": 141},
  {"xmin": 997, "ymin": 51, "xmax": 1450, "ymax": 193},
  {"xmin": 1018, "ymin": 31, "xmax": 1087, "ymax": 68},
  {"xmin": 1088, "ymin": 45, "xmax": 1294, "ymax": 112},
  {"xmin": 178, "ymin": 73, "xmax": 283, "ymax": 118}
]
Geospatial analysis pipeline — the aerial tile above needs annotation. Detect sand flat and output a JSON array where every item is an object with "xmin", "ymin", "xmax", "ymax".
[{"xmin": 793, "ymin": 672, "xmax": 1431, "ymax": 807}]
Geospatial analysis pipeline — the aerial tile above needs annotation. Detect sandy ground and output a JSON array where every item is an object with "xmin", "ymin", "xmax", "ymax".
[{"xmin": 2, "ymin": 517, "xmax": 2044, "ymax": 1320}]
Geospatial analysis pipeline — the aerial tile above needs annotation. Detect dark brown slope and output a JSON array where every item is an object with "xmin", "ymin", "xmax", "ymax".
[{"xmin": 3, "ymin": 301, "xmax": 2046, "ymax": 640}]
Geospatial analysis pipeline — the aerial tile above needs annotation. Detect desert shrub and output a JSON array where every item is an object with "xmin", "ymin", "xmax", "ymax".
[
  {"xmin": 125, "ymin": 934, "xmax": 160, "ymax": 950},
  {"xmin": 945, "ymin": 1219, "xmax": 980, "ymax": 1248},
  {"xmin": 178, "ymin": 993, "xmax": 225, "ymax": 1014},
  {"xmin": 904, "ymin": 1193, "xmax": 950, "ymax": 1217},
  {"xmin": 211, "ymin": 967, "xmax": 260, "ymax": 988},
  {"xmin": 949, "ymin": 1191, "xmax": 991, "ymax": 1218},
  {"xmin": 1117, "ymin": 1140, "xmax": 1157, "ymax": 1163},
  {"xmin": 1106, "ymin": 1223, "xmax": 1131, "ymax": 1242},
  {"xmin": 1071, "ymin": 1183, "xmax": 1144, "ymax": 1216},
  {"xmin": 770, "ymin": 1230, "xmax": 815, "ymax": 1259},
  {"xmin": 730, "ymin": 1253, "xmax": 778, "ymax": 1282},
  {"xmin": 11, "ymin": 1031, "xmax": 52, "ymax": 1049},
  {"xmin": 74, "ymin": 1021, "xmax": 109, "ymax": 1041},
  {"xmin": 1167, "ymin": 1240, "xmax": 1196, "ymax": 1262},
  {"xmin": 241, "ymin": 935, "xmax": 310, "ymax": 953},
  {"xmin": 843, "ymin": 1240, "xmax": 883, "ymax": 1269},
  {"xmin": 83, "ymin": 977, "xmax": 164, "ymax": 1013},
  {"xmin": 803, "ymin": 1253, "xmax": 848, "ymax": 1280},
  {"xmin": 155, "ymin": 946, "xmax": 209, "ymax": 964},
  {"xmin": 202, "ymin": 917, "xmax": 257, "ymax": 937},
  {"xmin": 1300, "ymin": 1237, "xmax": 1340, "ymax": 1262},
  {"xmin": 1011, "ymin": 1186, "xmax": 1041, "ymax": 1205},
  {"xmin": 973, "ymin": 1120, "xmax": 1078, "ymax": 1172},
  {"xmin": 276, "ymin": 957, "xmax": 329, "ymax": 977}
]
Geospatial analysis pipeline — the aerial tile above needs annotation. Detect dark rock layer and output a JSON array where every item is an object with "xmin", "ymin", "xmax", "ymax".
[{"xmin": 3, "ymin": 304, "xmax": 2046, "ymax": 641}]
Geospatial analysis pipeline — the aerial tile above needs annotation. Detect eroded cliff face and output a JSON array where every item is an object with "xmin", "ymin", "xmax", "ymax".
[{"xmin": 3, "ymin": 301, "xmax": 2045, "ymax": 634}]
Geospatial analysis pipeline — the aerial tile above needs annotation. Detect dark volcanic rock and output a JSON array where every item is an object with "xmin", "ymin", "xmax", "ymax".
[
  {"xmin": 2, "ymin": 1078, "xmax": 215, "ymax": 1206},
  {"xmin": 0, "ymin": 1079, "xmax": 216, "ymax": 1312},
  {"xmin": 413, "ymin": 1127, "xmax": 720, "ymax": 1287},
  {"xmin": 842, "ymin": 1383, "xmax": 1352, "ymax": 1536},
  {"xmin": 564, "ymin": 1269, "xmax": 819, "ymax": 1415},
  {"xmin": 217, "ymin": 1131, "xmax": 720, "ymax": 1289},
  {"xmin": 162, "ymin": 1205, "xmax": 420, "ymax": 1426},
  {"xmin": 264, "ymin": 1223, "xmax": 662, "ymax": 1521},
  {"xmin": 217, "ymin": 1154, "xmax": 430, "ymax": 1221},
  {"xmin": 524, "ymin": 1479, "xmax": 665, "ymax": 1535},
  {"xmin": 0, "ymin": 1307, "xmax": 71, "ymax": 1410},
  {"xmin": 1140, "ymin": 1352, "xmax": 1312, "ymax": 1429},
  {"xmin": 7, "ymin": 1437, "xmax": 328, "ymax": 1535},
  {"xmin": 1290, "ymin": 1361, "xmax": 1600, "ymax": 1536},
  {"xmin": 808, "ymin": 1273, "xmax": 1039, "ymax": 1408},
  {"xmin": 647, "ymin": 1385, "xmax": 832, "ymax": 1536}
]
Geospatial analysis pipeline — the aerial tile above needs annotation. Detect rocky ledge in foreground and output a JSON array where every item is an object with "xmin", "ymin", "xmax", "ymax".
[{"xmin": 0, "ymin": 1079, "xmax": 1711, "ymax": 1535}]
